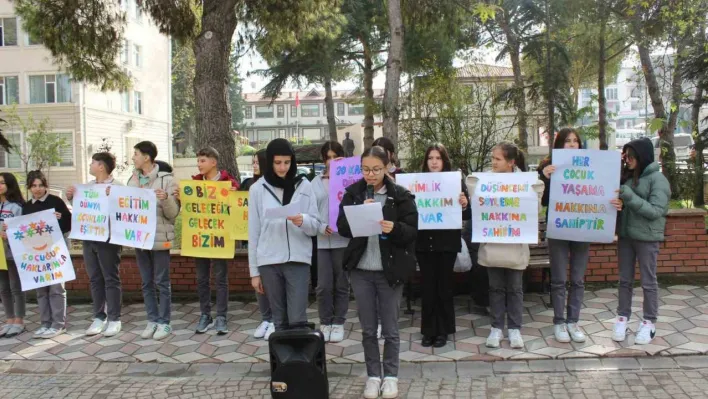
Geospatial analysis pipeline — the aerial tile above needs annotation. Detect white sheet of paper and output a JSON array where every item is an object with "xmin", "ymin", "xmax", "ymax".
[
  {"xmin": 343, "ymin": 203, "xmax": 384, "ymax": 237},
  {"xmin": 264, "ymin": 200, "xmax": 304, "ymax": 219}
]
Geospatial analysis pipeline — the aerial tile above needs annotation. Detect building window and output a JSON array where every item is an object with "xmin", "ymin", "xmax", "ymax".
[
  {"xmin": 120, "ymin": 91, "xmax": 130, "ymax": 112},
  {"xmin": 277, "ymin": 105, "xmax": 284, "ymax": 118},
  {"xmin": 279, "ymin": 129, "xmax": 286, "ymax": 138},
  {"xmin": 0, "ymin": 17, "xmax": 18, "ymax": 47},
  {"xmin": 245, "ymin": 106, "xmax": 252, "ymax": 119},
  {"xmin": 29, "ymin": 74, "xmax": 71, "ymax": 104},
  {"xmin": 605, "ymin": 88, "xmax": 618, "ymax": 100},
  {"xmin": 133, "ymin": 44, "xmax": 142, "ymax": 68},
  {"xmin": 135, "ymin": 4, "xmax": 143, "ymax": 23},
  {"xmin": 26, "ymin": 29, "xmax": 42, "ymax": 46},
  {"xmin": 133, "ymin": 91, "xmax": 142, "ymax": 114},
  {"xmin": 348, "ymin": 104, "xmax": 364, "ymax": 116},
  {"xmin": 52, "ymin": 132, "xmax": 74, "ymax": 167},
  {"xmin": 582, "ymin": 89, "xmax": 592, "ymax": 99},
  {"xmin": 257, "ymin": 130, "xmax": 274, "ymax": 142},
  {"xmin": 0, "ymin": 132, "xmax": 21, "ymax": 168},
  {"xmin": 255, "ymin": 105, "xmax": 274, "ymax": 118},
  {"xmin": 0, "ymin": 76, "xmax": 19, "ymax": 105},
  {"xmin": 301, "ymin": 104, "xmax": 319, "ymax": 117},
  {"xmin": 337, "ymin": 103, "xmax": 345, "ymax": 116},
  {"xmin": 121, "ymin": 40, "xmax": 130, "ymax": 64},
  {"xmin": 291, "ymin": 105, "xmax": 297, "ymax": 118}
]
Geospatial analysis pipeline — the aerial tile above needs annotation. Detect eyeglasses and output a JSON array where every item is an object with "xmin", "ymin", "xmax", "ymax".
[{"xmin": 362, "ymin": 168, "xmax": 384, "ymax": 176}]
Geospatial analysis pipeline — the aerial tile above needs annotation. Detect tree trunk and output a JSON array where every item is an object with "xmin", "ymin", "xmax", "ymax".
[
  {"xmin": 692, "ymin": 84, "xmax": 705, "ymax": 206},
  {"xmin": 193, "ymin": 0, "xmax": 239, "ymax": 179},
  {"xmin": 382, "ymin": 0, "xmax": 403, "ymax": 150},
  {"xmin": 497, "ymin": 12, "xmax": 528, "ymax": 151},
  {"xmin": 544, "ymin": 0, "xmax": 554, "ymax": 159},
  {"xmin": 324, "ymin": 75, "xmax": 337, "ymax": 142},
  {"xmin": 362, "ymin": 38, "xmax": 375, "ymax": 150},
  {"xmin": 597, "ymin": 1, "xmax": 609, "ymax": 150}
]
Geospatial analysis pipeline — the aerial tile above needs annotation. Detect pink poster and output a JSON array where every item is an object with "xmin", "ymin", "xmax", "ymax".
[{"xmin": 328, "ymin": 157, "xmax": 363, "ymax": 232}]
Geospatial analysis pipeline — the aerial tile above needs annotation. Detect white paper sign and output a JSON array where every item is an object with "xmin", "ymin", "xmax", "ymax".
[
  {"xmin": 5, "ymin": 209, "xmax": 76, "ymax": 291},
  {"xmin": 343, "ymin": 203, "xmax": 384, "ymax": 237},
  {"xmin": 264, "ymin": 200, "xmax": 305, "ymax": 219},
  {"xmin": 471, "ymin": 172, "xmax": 539, "ymax": 244},
  {"xmin": 546, "ymin": 149, "xmax": 621, "ymax": 243},
  {"xmin": 69, "ymin": 184, "xmax": 110, "ymax": 242},
  {"xmin": 108, "ymin": 186, "xmax": 157, "ymax": 249},
  {"xmin": 397, "ymin": 172, "xmax": 463, "ymax": 230}
]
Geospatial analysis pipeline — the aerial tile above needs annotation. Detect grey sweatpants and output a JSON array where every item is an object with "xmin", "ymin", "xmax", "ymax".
[
  {"xmin": 0, "ymin": 260, "xmax": 25, "ymax": 319},
  {"xmin": 195, "ymin": 258, "xmax": 229, "ymax": 318},
  {"xmin": 256, "ymin": 292, "xmax": 272, "ymax": 322},
  {"xmin": 350, "ymin": 269, "xmax": 403, "ymax": 378},
  {"xmin": 84, "ymin": 241, "xmax": 122, "ymax": 321},
  {"xmin": 135, "ymin": 249, "xmax": 172, "ymax": 324},
  {"xmin": 487, "ymin": 267, "xmax": 524, "ymax": 330},
  {"xmin": 259, "ymin": 262, "xmax": 310, "ymax": 330},
  {"xmin": 316, "ymin": 248, "xmax": 349, "ymax": 325},
  {"xmin": 36, "ymin": 283, "xmax": 66, "ymax": 329},
  {"xmin": 548, "ymin": 239, "xmax": 590, "ymax": 325},
  {"xmin": 617, "ymin": 238, "xmax": 660, "ymax": 323}
]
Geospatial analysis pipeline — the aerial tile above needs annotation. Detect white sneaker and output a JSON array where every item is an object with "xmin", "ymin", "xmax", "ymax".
[
  {"xmin": 33, "ymin": 327, "xmax": 49, "ymax": 339},
  {"xmin": 153, "ymin": 324, "xmax": 172, "ymax": 340},
  {"xmin": 264, "ymin": 323, "xmax": 275, "ymax": 340},
  {"xmin": 85, "ymin": 318, "xmax": 107, "ymax": 336},
  {"xmin": 509, "ymin": 329, "xmax": 524, "ymax": 349},
  {"xmin": 42, "ymin": 327, "xmax": 65, "ymax": 339},
  {"xmin": 141, "ymin": 322, "xmax": 158, "ymax": 339},
  {"xmin": 612, "ymin": 316, "xmax": 628, "ymax": 342},
  {"xmin": 381, "ymin": 377, "xmax": 398, "ymax": 399},
  {"xmin": 104, "ymin": 321, "xmax": 122, "ymax": 337},
  {"xmin": 554, "ymin": 324, "xmax": 571, "ymax": 343},
  {"xmin": 364, "ymin": 377, "xmax": 382, "ymax": 399},
  {"xmin": 330, "ymin": 324, "xmax": 345, "ymax": 343},
  {"xmin": 634, "ymin": 320, "xmax": 656, "ymax": 345},
  {"xmin": 253, "ymin": 321, "xmax": 270, "ymax": 338},
  {"xmin": 321, "ymin": 325, "xmax": 332, "ymax": 342},
  {"xmin": 567, "ymin": 323, "xmax": 586, "ymax": 343},
  {"xmin": 377, "ymin": 324, "xmax": 382, "ymax": 339},
  {"xmin": 486, "ymin": 327, "xmax": 503, "ymax": 348}
]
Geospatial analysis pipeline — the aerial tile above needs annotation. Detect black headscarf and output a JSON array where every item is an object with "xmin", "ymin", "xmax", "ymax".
[{"xmin": 264, "ymin": 138, "xmax": 302, "ymax": 205}]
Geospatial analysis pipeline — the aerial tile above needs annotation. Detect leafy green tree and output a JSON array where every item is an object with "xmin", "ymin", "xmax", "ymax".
[{"xmin": 172, "ymin": 38, "xmax": 196, "ymax": 153}]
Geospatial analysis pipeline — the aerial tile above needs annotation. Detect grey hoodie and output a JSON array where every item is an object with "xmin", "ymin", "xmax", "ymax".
[
  {"xmin": 310, "ymin": 175, "xmax": 350, "ymax": 249},
  {"xmin": 0, "ymin": 201, "xmax": 22, "ymax": 259}
]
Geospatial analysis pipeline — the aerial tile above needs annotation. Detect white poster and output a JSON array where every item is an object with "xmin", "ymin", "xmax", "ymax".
[
  {"xmin": 69, "ymin": 184, "xmax": 110, "ymax": 242},
  {"xmin": 546, "ymin": 149, "xmax": 621, "ymax": 243},
  {"xmin": 5, "ymin": 209, "xmax": 76, "ymax": 291},
  {"xmin": 108, "ymin": 185, "xmax": 157, "ymax": 249},
  {"xmin": 471, "ymin": 172, "xmax": 539, "ymax": 244},
  {"xmin": 397, "ymin": 172, "xmax": 463, "ymax": 230}
]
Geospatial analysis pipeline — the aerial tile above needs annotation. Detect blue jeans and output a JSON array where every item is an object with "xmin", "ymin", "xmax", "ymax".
[{"xmin": 135, "ymin": 249, "xmax": 172, "ymax": 324}]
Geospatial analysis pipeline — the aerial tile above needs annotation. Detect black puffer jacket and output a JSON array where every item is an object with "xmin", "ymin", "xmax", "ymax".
[
  {"xmin": 415, "ymin": 179, "xmax": 471, "ymax": 253},
  {"xmin": 337, "ymin": 177, "xmax": 418, "ymax": 287}
]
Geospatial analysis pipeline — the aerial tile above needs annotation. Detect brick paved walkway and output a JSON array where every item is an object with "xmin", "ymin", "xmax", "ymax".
[{"xmin": 2, "ymin": 285, "xmax": 708, "ymax": 363}]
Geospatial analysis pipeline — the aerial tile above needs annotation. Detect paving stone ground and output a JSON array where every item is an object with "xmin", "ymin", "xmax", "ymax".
[{"xmin": 3, "ymin": 285, "xmax": 708, "ymax": 363}]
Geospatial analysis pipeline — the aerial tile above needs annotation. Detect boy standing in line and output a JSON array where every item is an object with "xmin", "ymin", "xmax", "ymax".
[
  {"xmin": 66, "ymin": 153, "xmax": 124, "ymax": 337},
  {"xmin": 175, "ymin": 147, "xmax": 239, "ymax": 334}
]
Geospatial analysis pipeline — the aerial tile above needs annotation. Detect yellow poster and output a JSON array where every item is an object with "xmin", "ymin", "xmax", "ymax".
[
  {"xmin": 0, "ymin": 239, "xmax": 7, "ymax": 271},
  {"xmin": 229, "ymin": 191, "xmax": 249, "ymax": 241},
  {"xmin": 179, "ymin": 180, "xmax": 235, "ymax": 259}
]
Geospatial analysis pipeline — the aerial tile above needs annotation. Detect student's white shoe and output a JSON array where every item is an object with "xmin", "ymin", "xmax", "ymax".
[
  {"xmin": 264, "ymin": 323, "xmax": 275, "ymax": 341},
  {"xmin": 33, "ymin": 327, "xmax": 49, "ymax": 339},
  {"xmin": 486, "ymin": 327, "xmax": 503, "ymax": 348},
  {"xmin": 567, "ymin": 323, "xmax": 586, "ymax": 343},
  {"xmin": 508, "ymin": 329, "xmax": 524, "ymax": 349},
  {"xmin": 42, "ymin": 327, "xmax": 65, "ymax": 339},
  {"xmin": 381, "ymin": 377, "xmax": 399, "ymax": 399},
  {"xmin": 634, "ymin": 320, "xmax": 656, "ymax": 345},
  {"xmin": 363, "ymin": 377, "xmax": 382, "ymax": 399},
  {"xmin": 612, "ymin": 316, "xmax": 628, "ymax": 342},
  {"xmin": 554, "ymin": 324, "xmax": 571, "ymax": 343},
  {"xmin": 329, "ymin": 325, "xmax": 345, "ymax": 343},
  {"xmin": 85, "ymin": 318, "xmax": 107, "ymax": 336},
  {"xmin": 253, "ymin": 321, "xmax": 270, "ymax": 338},
  {"xmin": 321, "ymin": 325, "xmax": 332, "ymax": 342},
  {"xmin": 141, "ymin": 322, "xmax": 158, "ymax": 339},
  {"xmin": 153, "ymin": 324, "xmax": 172, "ymax": 340},
  {"xmin": 104, "ymin": 321, "xmax": 122, "ymax": 337}
]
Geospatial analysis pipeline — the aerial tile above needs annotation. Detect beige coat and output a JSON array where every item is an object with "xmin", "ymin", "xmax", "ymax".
[
  {"xmin": 466, "ymin": 173, "xmax": 544, "ymax": 271},
  {"xmin": 126, "ymin": 162, "xmax": 180, "ymax": 251}
]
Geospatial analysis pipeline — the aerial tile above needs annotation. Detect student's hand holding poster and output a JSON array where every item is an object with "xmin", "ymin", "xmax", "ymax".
[
  {"xmin": 397, "ymin": 172, "xmax": 463, "ymax": 230},
  {"xmin": 69, "ymin": 184, "xmax": 110, "ymax": 242},
  {"xmin": 108, "ymin": 186, "xmax": 157, "ymax": 249},
  {"xmin": 329, "ymin": 157, "xmax": 363, "ymax": 232},
  {"xmin": 5, "ymin": 209, "xmax": 76, "ymax": 291},
  {"xmin": 180, "ymin": 180, "xmax": 235, "ymax": 258}
]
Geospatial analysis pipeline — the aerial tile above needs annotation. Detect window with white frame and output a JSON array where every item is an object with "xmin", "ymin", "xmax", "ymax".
[
  {"xmin": 301, "ymin": 104, "xmax": 319, "ymax": 117},
  {"xmin": 255, "ymin": 105, "xmax": 274, "ymax": 118},
  {"xmin": 29, "ymin": 74, "xmax": 71, "ymax": 104},
  {"xmin": 121, "ymin": 91, "xmax": 130, "ymax": 112},
  {"xmin": 121, "ymin": 40, "xmax": 129, "ymax": 64},
  {"xmin": 25, "ymin": 27, "xmax": 42, "ymax": 46},
  {"xmin": 133, "ymin": 44, "xmax": 142, "ymax": 68},
  {"xmin": 0, "ymin": 132, "xmax": 21, "ymax": 168},
  {"xmin": 133, "ymin": 91, "xmax": 142, "ymax": 114},
  {"xmin": 0, "ymin": 17, "xmax": 18, "ymax": 47},
  {"xmin": 605, "ymin": 87, "xmax": 618, "ymax": 100},
  {"xmin": 337, "ymin": 103, "xmax": 345, "ymax": 116},
  {"xmin": 348, "ymin": 104, "xmax": 364, "ymax": 116},
  {"xmin": 277, "ymin": 105, "xmax": 284, "ymax": 118},
  {"xmin": 135, "ymin": 3, "xmax": 143, "ymax": 23},
  {"xmin": 0, "ymin": 76, "xmax": 19, "ymax": 105},
  {"xmin": 291, "ymin": 105, "xmax": 297, "ymax": 117},
  {"xmin": 244, "ymin": 106, "xmax": 252, "ymax": 119}
]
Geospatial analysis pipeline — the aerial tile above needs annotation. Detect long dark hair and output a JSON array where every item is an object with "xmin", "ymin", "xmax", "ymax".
[
  {"xmin": 372, "ymin": 137, "xmax": 397, "ymax": 164},
  {"xmin": 421, "ymin": 143, "xmax": 452, "ymax": 172},
  {"xmin": 539, "ymin": 127, "xmax": 583, "ymax": 169},
  {"xmin": 254, "ymin": 149, "xmax": 267, "ymax": 181},
  {"xmin": 493, "ymin": 142, "xmax": 527, "ymax": 172},
  {"xmin": 622, "ymin": 146, "xmax": 642, "ymax": 186},
  {"xmin": 320, "ymin": 141, "xmax": 345, "ymax": 161},
  {"xmin": 0, "ymin": 173, "xmax": 25, "ymax": 205}
]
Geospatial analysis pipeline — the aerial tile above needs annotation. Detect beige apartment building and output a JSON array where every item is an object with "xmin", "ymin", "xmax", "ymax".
[{"xmin": 0, "ymin": 0, "xmax": 171, "ymax": 190}]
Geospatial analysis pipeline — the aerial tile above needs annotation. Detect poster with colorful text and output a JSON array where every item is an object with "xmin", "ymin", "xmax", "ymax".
[
  {"xmin": 5, "ymin": 209, "xmax": 76, "ymax": 291},
  {"xmin": 229, "ymin": 191, "xmax": 249, "ymax": 241},
  {"xmin": 328, "ymin": 157, "xmax": 363, "ymax": 232},
  {"xmin": 108, "ymin": 186, "xmax": 157, "ymax": 249},
  {"xmin": 546, "ymin": 149, "xmax": 621, "ymax": 243},
  {"xmin": 397, "ymin": 172, "xmax": 463, "ymax": 230},
  {"xmin": 180, "ymin": 180, "xmax": 235, "ymax": 258},
  {"xmin": 471, "ymin": 172, "xmax": 539, "ymax": 244},
  {"xmin": 69, "ymin": 184, "xmax": 110, "ymax": 242}
]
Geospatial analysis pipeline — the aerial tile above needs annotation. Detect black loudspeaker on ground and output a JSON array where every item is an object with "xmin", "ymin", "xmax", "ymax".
[{"xmin": 268, "ymin": 323, "xmax": 329, "ymax": 399}]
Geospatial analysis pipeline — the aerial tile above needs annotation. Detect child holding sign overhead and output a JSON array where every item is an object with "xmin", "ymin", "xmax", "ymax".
[
  {"xmin": 0, "ymin": 173, "xmax": 26, "ymax": 338},
  {"xmin": 467, "ymin": 143, "xmax": 544, "ymax": 350}
]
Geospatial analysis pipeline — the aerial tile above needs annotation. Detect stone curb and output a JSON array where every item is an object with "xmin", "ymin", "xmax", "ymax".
[{"xmin": 1, "ymin": 354, "xmax": 706, "ymax": 379}]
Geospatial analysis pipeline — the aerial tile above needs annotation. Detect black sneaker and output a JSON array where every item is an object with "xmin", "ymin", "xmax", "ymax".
[
  {"xmin": 196, "ymin": 314, "xmax": 214, "ymax": 334},
  {"xmin": 214, "ymin": 316, "xmax": 229, "ymax": 335}
]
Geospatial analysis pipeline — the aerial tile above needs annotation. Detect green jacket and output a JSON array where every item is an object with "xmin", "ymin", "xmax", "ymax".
[{"xmin": 618, "ymin": 162, "xmax": 671, "ymax": 242}]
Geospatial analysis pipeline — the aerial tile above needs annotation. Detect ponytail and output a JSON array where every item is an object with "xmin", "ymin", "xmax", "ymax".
[{"xmin": 494, "ymin": 141, "xmax": 527, "ymax": 172}]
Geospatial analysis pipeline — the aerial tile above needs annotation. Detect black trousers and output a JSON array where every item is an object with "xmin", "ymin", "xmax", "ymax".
[{"xmin": 417, "ymin": 251, "xmax": 457, "ymax": 337}]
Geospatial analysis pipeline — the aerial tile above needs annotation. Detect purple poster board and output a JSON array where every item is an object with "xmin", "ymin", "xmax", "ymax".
[{"xmin": 328, "ymin": 157, "xmax": 363, "ymax": 232}]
